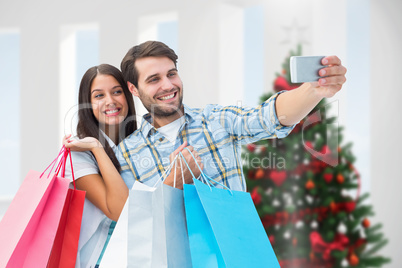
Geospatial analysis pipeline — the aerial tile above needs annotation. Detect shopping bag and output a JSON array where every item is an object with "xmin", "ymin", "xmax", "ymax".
[
  {"xmin": 181, "ymin": 149, "xmax": 280, "ymax": 268},
  {"xmin": 101, "ymin": 199, "xmax": 128, "ymax": 267},
  {"xmin": 128, "ymin": 181, "xmax": 166, "ymax": 268},
  {"xmin": 127, "ymin": 158, "xmax": 192, "ymax": 268},
  {"xmin": 0, "ymin": 147, "xmax": 70, "ymax": 268},
  {"xmin": 47, "ymin": 149, "xmax": 86, "ymax": 268},
  {"xmin": 183, "ymin": 183, "xmax": 225, "ymax": 267}
]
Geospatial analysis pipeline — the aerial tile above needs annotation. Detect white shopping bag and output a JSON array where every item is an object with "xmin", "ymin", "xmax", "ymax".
[
  {"xmin": 127, "ymin": 180, "xmax": 192, "ymax": 268},
  {"xmin": 101, "ymin": 200, "xmax": 128, "ymax": 267},
  {"xmin": 163, "ymin": 183, "xmax": 192, "ymax": 267}
]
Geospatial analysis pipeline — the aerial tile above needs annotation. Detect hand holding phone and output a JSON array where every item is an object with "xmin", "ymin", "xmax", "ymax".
[{"xmin": 290, "ymin": 56, "xmax": 327, "ymax": 83}]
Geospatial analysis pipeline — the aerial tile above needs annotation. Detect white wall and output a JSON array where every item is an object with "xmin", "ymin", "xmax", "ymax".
[{"xmin": 370, "ymin": 0, "xmax": 402, "ymax": 266}]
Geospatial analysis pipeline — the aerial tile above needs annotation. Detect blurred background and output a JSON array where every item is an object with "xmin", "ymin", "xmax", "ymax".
[{"xmin": 0, "ymin": 0, "xmax": 400, "ymax": 266}]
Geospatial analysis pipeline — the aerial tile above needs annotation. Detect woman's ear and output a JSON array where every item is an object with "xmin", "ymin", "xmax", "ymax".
[{"xmin": 127, "ymin": 82, "xmax": 139, "ymax": 97}]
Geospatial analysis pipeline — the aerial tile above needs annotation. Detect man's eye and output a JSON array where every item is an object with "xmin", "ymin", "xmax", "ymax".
[
  {"xmin": 168, "ymin": 72, "xmax": 176, "ymax": 77},
  {"xmin": 150, "ymin": 78, "xmax": 159, "ymax": 83}
]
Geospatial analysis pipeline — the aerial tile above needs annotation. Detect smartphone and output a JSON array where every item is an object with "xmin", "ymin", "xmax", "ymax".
[{"xmin": 290, "ymin": 56, "xmax": 326, "ymax": 83}]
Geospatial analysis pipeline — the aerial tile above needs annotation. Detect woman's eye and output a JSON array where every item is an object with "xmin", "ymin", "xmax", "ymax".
[
  {"xmin": 114, "ymin": 90, "xmax": 123, "ymax": 95},
  {"xmin": 94, "ymin": 94, "xmax": 103, "ymax": 98}
]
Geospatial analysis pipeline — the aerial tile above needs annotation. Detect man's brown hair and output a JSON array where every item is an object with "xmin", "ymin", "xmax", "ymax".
[{"xmin": 120, "ymin": 41, "xmax": 178, "ymax": 88}]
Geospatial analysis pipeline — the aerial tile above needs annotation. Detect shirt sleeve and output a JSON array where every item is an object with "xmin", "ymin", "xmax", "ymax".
[
  {"xmin": 64, "ymin": 151, "xmax": 99, "ymax": 183},
  {"xmin": 210, "ymin": 91, "xmax": 297, "ymax": 145}
]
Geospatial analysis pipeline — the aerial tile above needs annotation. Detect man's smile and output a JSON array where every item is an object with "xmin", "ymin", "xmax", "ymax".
[{"xmin": 156, "ymin": 90, "xmax": 178, "ymax": 102}]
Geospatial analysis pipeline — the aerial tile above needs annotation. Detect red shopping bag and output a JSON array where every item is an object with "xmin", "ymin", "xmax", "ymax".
[
  {"xmin": 0, "ymin": 147, "xmax": 70, "ymax": 268},
  {"xmin": 47, "ymin": 149, "xmax": 85, "ymax": 268}
]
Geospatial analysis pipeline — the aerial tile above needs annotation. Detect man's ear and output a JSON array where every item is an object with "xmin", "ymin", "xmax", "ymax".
[{"xmin": 127, "ymin": 81, "xmax": 139, "ymax": 97}]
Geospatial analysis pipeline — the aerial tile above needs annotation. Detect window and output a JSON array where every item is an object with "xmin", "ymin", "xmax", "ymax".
[
  {"xmin": 157, "ymin": 20, "xmax": 179, "ymax": 54},
  {"xmin": 136, "ymin": 12, "xmax": 179, "ymax": 117},
  {"xmin": 244, "ymin": 5, "xmax": 264, "ymax": 107},
  {"xmin": 0, "ymin": 30, "xmax": 20, "ymax": 196},
  {"xmin": 60, "ymin": 25, "xmax": 99, "ymax": 138}
]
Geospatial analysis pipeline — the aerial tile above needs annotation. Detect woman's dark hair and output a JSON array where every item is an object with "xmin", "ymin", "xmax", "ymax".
[{"xmin": 76, "ymin": 64, "xmax": 136, "ymax": 171}]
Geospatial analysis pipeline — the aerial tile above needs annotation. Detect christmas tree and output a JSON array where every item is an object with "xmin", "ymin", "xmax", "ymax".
[{"xmin": 244, "ymin": 45, "xmax": 390, "ymax": 267}]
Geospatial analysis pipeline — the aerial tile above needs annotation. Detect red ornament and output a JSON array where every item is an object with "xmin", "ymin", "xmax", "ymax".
[
  {"xmin": 362, "ymin": 218, "xmax": 370, "ymax": 228},
  {"xmin": 330, "ymin": 201, "xmax": 337, "ymax": 213},
  {"xmin": 270, "ymin": 170, "xmax": 287, "ymax": 186},
  {"xmin": 310, "ymin": 231, "xmax": 349, "ymax": 261},
  {"xmin": 251, "ymin": 187, "xmax": 262, "ymax": 205},
  {"xmin": 247, "ymin": 170, "xmax": 255, "ymax": 180},
  {"xmin": 304, "ymin": 141, "xmax": 314, "ymax": 150},
  {"xmin": 320, "ymin": 160, "xmax": 328, "ymax": 170},
  {"xmin": 321, "ymin": 145, "xmax": 331, "ymax": 155},
  {"xmin": 343, "ymin": 201, "xmax": 356, "ymax": 213},
  {"xmin": 269, "ymin": 235, "xmax": 275, "ymax": 245},
  {"xmin": 323, "ymin": 173, "xmax": 333, "ymax": 184},
  {"xmin": 337, "ymin": 174, "xmax": 345, "ymax": 184},
  {"xmin": 273, "ymin": 76, "xmax": 299, "ymax": 92},
  {"xmin": 259, "ymin": 146, "xmax": 266, "ymax": 153},
  {"xmin": 305, "ymin": 180, "xmax": 315, "ymax": 190},
  {"xmin": 247, "ymin": 144, "xmax": 256, "ymax": 152},
  {"xmin": 349, "ymin": 253, "xmax": 359, "ymax": 266},
  {"xmin": 310, "ymin": 160, "xmax": 323, "ymax": 173},
  {"xmin": 255, "ymin": 168, "xmax": 265, "ymax": 179}
]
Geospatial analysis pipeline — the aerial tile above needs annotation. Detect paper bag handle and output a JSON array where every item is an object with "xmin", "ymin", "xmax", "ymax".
[
  {"xmin": 40, "ymin": 146, "xmax": 66, "ymax": 179},
  {"xmin": 153, "ymin": 153, "xmax": 185, "ymax": 189},
  {"xmin": 56, "ymin": 147, "xmax": 77, "ymax": 189},
  {"xmin": 40, "ymin": 146, "xmax": 77, "ymax": 189},
  {"xmin": 179, "ymin": 148, "xmax": 232, "ymax": 194}
]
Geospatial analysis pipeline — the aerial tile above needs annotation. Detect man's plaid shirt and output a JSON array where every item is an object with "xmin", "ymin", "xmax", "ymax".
[{"xmin": 117, "ymin": 91, "xmax": 295, "ymax": 191}]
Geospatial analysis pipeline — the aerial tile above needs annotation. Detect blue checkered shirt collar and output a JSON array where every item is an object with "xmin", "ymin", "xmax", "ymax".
[{"xmin": 139, "ymin": 104, "xmax": 197, "ymax": 137}]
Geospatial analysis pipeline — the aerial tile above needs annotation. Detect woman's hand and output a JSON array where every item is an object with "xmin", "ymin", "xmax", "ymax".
[
  {"xmin": 63, "ymin": 134, "xmax": 102, "ymax": 152},
  {"xmin": 64, "ymin": 133, "xmax": 128, "ymax": 221}
]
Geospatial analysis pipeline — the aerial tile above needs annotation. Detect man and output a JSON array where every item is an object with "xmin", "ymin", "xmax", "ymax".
[{"xmin": 117, "ymin": 40, "xmax": 347, "ymax": 191}]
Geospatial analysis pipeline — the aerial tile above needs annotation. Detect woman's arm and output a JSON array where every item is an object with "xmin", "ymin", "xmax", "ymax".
[{"xmin": 64, "ymin": 135, "xmax": 128, "ymax": 221}]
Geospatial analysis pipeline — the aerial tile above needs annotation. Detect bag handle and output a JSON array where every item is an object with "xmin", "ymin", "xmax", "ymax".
[
  {"xmin": 152, "ymin": 153, "xmax": 185, "ymax": 189},
  {"xmin": 58, "ymin": 148, "xmax": 77, "ymax": 189},
  {"xmin": 176, "ymin": 156, "xmax": 186, "ymax": 189},
  {"xmin": 178, "ymin": 148, "xmax": 232, "ymax": 194},
  {"xmin": 40, "ymin": 146, "xmax": 67, "ymax": 179},
  {"xmin": 40, "ymin": 146, "xmax": 77, "ymax": 189},
  {"xmin": 169, "ymin": 155, "xmax": 186, "ymax": 189}
]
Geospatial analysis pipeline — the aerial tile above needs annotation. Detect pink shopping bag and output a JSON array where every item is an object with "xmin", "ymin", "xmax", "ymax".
[
  {"xmin": 47, "ymin": 149, "xmax": 85, "ymax": 268},
  {"xmin": 0, "ymin": 147, "xmax": 71, "ymax": 268}
]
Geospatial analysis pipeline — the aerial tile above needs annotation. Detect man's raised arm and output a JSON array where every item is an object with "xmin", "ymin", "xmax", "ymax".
[{"xmin": 275, "ymin": 55, "xmax": 347, "ymax": 126}]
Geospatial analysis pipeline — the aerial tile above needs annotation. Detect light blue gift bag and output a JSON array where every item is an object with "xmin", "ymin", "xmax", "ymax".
[
  {"xmin": 127, "ymin": 157, "xmax": 192, "ymax": 268},
  {"xmin": 181, "ymin": 149, "xmax": 280, "ymax": 268}
]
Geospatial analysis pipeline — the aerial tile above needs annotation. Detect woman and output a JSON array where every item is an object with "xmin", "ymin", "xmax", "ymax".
[{"xmin": 63, "ymin": 64, "xmax": 136, "ymax": 268}]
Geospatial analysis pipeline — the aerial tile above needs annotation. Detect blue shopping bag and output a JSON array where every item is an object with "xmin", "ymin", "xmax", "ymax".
[
  {"xmin": 181, "ymin": 150, "xmax": 280, "ymax": 268},
  {"xmin": 183, "ymin": 183, "xmax": 225, "ymax": 268}
]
